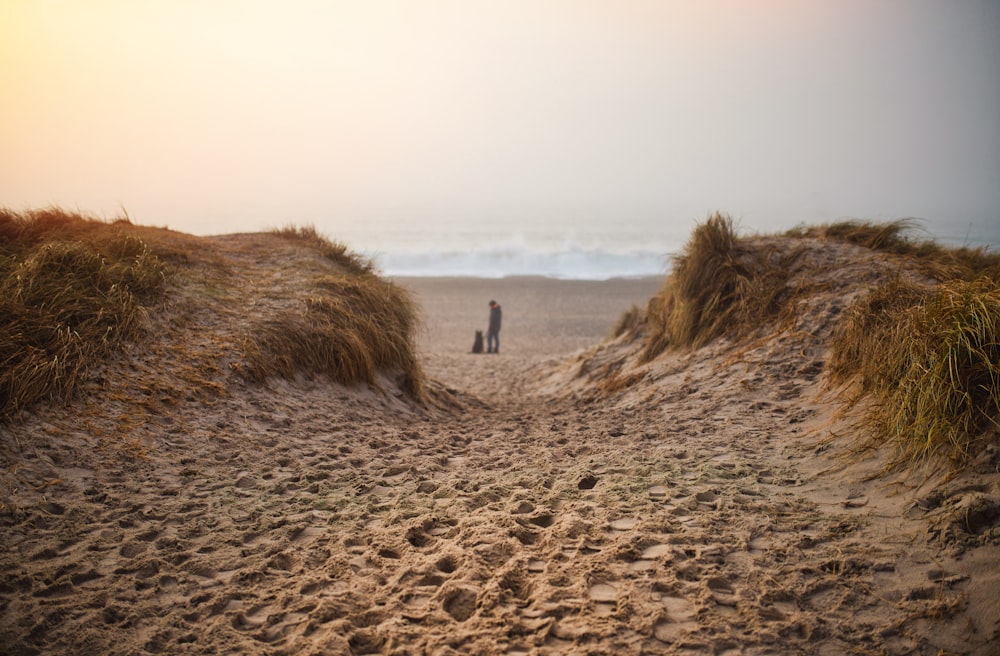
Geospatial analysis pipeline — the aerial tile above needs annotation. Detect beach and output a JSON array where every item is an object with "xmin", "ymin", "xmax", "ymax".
[
  {"xmin": 1, "ymin": 233, "xmax": 998, "ymax": 655},
  {"xmin": 395, "ymin": 276, "xmax": 662, "ymax": 405},
  {"xmin": 398, "ymin": 276, "xmax": 663, "ymax": 359}
]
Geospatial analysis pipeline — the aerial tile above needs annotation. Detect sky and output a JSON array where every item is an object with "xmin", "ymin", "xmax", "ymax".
[{"xmin": 2, "ymin": 0, "xmax": 999, "ymax": 250}]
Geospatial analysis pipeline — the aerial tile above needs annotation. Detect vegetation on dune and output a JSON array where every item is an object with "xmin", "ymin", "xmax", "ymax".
[
  {"xmin": 610, "ymin": 304, "xmax": 643, "ymax": 340},
  {"xmin": 831, "ymin": 276, "xmax": 1000, "ymax": 464},
  {"xmin": 0, "ymin": 208, "xmax": 167, "ymax": 421},
  {"xmin": 248, "ymin": 224, "xmax": 424, "ymax": 396},
  {"xmin": 270, "ymin": 224, "xmax": 375, "ymax": 276},
  {"xmin": 630, "ymin": 217, "xmax": 999, "ymax": 360},
  {"xmin": 787, "ymin": 218, "xmax": 917, "ymax": 251},
  {"xmin": 1, "ymin": 210, "xmax": 426, "ymax": 424},
  {"xmin": 618, "ymin": 213, "xmax": 999, "ymax": 468},
  {"xmin": 789, "ymin": 218, "xmax": 1000, "ymax": 281},
  {"xmin": 793, "ymin": 218, "xmax": 1000, "ymax": 465},
  {"xmin": 241, "ymin": 241, "xmax": 425, "ymax": 398},
  {"xmin": 640, "ymin": 212, "xmax": 797, "ymax": 361}
]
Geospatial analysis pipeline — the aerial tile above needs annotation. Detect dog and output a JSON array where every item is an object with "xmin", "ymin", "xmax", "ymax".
[{"xmin": 471, "ymin": 330, "xmax": 484, "ymax": 354}]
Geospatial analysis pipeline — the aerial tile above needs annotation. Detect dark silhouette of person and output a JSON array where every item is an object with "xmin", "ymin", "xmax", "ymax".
[{"xmin": 487, "ymin": 300, "xmax": 502, "ymax": 353}]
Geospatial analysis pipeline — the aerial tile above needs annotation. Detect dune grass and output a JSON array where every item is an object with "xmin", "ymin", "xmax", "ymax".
[
  {"xmin": 0, "ymin": 208, "xmax": 167, "ymax": 421},
  {"xmin": 241, "ymin": 272, "xmax": 425, "ymax": 398},
  {"xmin": 610, "ymin": 304, "xmax": 644, "ymax": 339},
  {"xmin": 246, "ymin": 225, "xmax": 424, "ymax": 397},
  {"xmin": 270, "ymin": 224, "xmax": 375, "ymax": 276},
  {"xmin": 2, "ymin": 210, "xmax": 425, "ymax": 420},
  {"xmin": 800, "ymin": 218, "xmax": 1000, "ymax": 464},
  {"xmin": 830, "ymin": 276, "xmax": 1000, "ymax": 464},
  {"xmin": 789, "ymin": 218, "xmax": 1000, "ymax": 281},
  {"xmin": 641, "ymin": 212, "xmax": 797, "ymax": 361},
  {"xmin": 786, "ymin": 218, "xmax": 917, "ymax": 251},
  {"xmin": 635, "ymin": 214, "xmax": 999, "ymax": 467}
]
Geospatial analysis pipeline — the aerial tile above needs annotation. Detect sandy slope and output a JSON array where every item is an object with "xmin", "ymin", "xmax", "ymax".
[{"xmin": 1, "ymin": 233, "xmax": 998, "ymax": 655}]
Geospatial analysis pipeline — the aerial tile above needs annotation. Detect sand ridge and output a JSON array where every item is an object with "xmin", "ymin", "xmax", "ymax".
[{"xmin": 1, "ymin": 233, "xmax": 998, "ymax": 655}]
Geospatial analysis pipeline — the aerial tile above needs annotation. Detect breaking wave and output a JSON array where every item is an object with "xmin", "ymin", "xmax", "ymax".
[{"xmin": 368, "ymin": 243, "xmax": 673, "ymax": 280}]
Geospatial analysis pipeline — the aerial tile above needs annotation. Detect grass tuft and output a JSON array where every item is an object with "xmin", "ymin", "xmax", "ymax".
[
  {"xmin": 787, "ymin": 218, "xmax": 916, "ymax": 251},
  {"xmin": 789, "ymin": 219, "xmax": 1000, "ymax": 281},
  {"xmin": 642, "ymin": 212, "xmax": 796, "ymax": 360},
  {"xmin": 830, "ymin": 276, "xmax": 1000, "ymax": 464},
  {"xmin": 0, "ymin": 208, "xmax": 167, "ymax": 420},
  {"xmin": 241, "ymin": 273, "xmax": 424, "ymax": 397},
  {"xmin": 270, "ymin": 224, "xmax": 376, "ymax": 276},
  {"xmin": 611, "ymin": 305, "xmax": 644, "ymax": 339}
]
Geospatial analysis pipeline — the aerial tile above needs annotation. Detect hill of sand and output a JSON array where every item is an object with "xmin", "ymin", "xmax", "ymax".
[{"xmin": 1, "ymin": 231, "xmax": 998, "ymax": 655}]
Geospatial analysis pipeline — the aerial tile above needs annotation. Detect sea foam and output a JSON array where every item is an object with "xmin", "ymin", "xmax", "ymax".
[
  {"xmin": 351, "ymin": 230, "xmax": 680, "ymax": 280},
  {"xmin": 370, "ymin": 244, "xmax": 670, "ymax": 279}
]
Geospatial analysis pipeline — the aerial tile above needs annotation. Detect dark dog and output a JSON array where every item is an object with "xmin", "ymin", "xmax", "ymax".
[{"xmin": 471, "ymin": 330, "xmax": 484, "ymax": 354}]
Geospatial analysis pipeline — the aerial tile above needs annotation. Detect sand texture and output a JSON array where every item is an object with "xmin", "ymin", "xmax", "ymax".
[{"xmin": 1, "ymin": 233, "xmax": 998, "ymax": 655}]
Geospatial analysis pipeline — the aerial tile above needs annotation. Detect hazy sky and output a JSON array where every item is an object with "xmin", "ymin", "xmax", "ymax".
[{"xmin": 2, "ymin": 0, "xmax": 998, "ymax": 245}]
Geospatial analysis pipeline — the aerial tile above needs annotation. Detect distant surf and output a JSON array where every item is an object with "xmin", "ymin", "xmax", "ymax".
[
  {"xmin": 346, "ymin": 229, "xmax": 681, "ymax": 280},
  {"xmin": 370, "ymin": 244, "xmax": 671, "ymax": 279}
]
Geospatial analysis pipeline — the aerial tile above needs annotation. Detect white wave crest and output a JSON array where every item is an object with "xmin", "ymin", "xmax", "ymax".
[{"xmin": 369, "ymin": 243, "xmax": 672, "ymax": 280}]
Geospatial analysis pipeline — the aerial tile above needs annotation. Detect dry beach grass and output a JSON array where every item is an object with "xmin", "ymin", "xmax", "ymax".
[{"xmin": 1, "ymin": 211, "xmax": 998, "ymax": 655}]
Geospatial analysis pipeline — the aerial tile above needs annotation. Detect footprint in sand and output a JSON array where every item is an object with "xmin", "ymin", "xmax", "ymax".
[
  {"xmin": 289, "ymin": 525, "xmax": 323, "ymax": 543},
  {"xmin": 120, "ymin": 541, "xmax": 147, "ymax": 558},
  {"xmin": 695, "ymin": 490, "xmax": 718, "ymax": 505},
  {"xmin": 299, "ymin": 579, "xmax": 329, "ymax": 595},
  {"xmin": 609, "ymin": 517, "xmax": 637, "ymax": 535},
  {"xmin": 641, "ymin": 543, "xmax": 672, "ymax": 559},
  {"xmin": 630, "ymin": 543, "xmax": 673, "ymax": 573},
  {"xmin": 589, "ymin": 581, "xmax": 618, "ymax": 616},
  {"xmin": 628, "ymin": 560, "xmax": 657, "ymax": 573},
  {"xmin": 528, "ymin": 512, "xmax": 555, "ymax": 528},
  {"xmin": 442, "ymin": 586, "xmax": 478, "ymax": 622},
  {"xmin": 654, "ymin": 595, "xmax": 699, "ymax": 644},
  {"xmin": 435, "ymin": 555, "xmax": 458, "ymax": 574},
  {"xmin": 230, "ymin": 611, "xmax": 265, "ymax": 631},
  {"xmin": 348, "ymin": 629, "xmax": 385, "ymax": 655},
  {"xmin": 512, "ymin": 500, "xmax": 534, "ymax": 514},
  {"xmin": 707, "ymin": 576, "xmax": 739, "ymax": 607},
  {"xmin": 588, "ymin": 582, "xmax": 617, "ymax": 602},
  {"xmin": 401, "ymin": 592, "xmax": 435, "ymax": 623},
  {"xmin": 377, "ymin": 547, "xmax": 401, "ymax": 560}
]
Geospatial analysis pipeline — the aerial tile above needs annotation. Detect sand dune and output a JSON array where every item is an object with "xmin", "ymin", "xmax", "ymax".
[{"xmin": 1, "ymin": 231, "xmax": 998, "ymax": 655}]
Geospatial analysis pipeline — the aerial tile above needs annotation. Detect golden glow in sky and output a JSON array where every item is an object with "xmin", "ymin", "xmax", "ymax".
[{"xmin": 1, "ymin": 1, "xmax": 998, "ymax": 244}]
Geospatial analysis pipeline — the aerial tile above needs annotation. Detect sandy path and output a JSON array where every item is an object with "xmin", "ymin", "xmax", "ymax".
[{"xmin": 1, "ymin": 240, "xmax": 997, "ymax": 655}]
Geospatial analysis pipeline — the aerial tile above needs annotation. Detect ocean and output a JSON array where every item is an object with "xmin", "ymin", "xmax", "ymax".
[{"xmin": 340, "ymin": 227, "xmax": 682, "ymax": 280}]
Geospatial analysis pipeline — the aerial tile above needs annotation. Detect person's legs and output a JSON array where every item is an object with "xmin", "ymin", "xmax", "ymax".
[{"xmin": 487, "ymin": 331, "xmax": 499, "ymax": 353}]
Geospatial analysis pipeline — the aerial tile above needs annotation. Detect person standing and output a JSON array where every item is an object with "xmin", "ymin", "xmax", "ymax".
[{"xmin": 487, "ymin": 300, "xmax": 502, "ymax": 353}]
